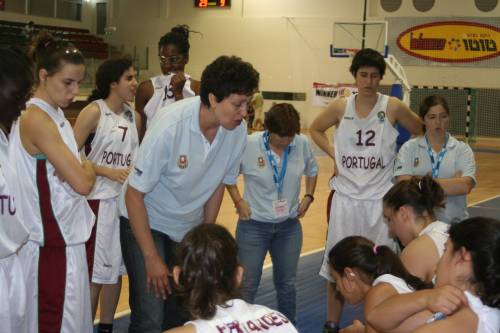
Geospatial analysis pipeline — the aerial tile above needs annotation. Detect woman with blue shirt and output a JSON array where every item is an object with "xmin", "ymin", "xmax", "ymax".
[
  {"xmin": 394, "ymin": 95, "xmax": 476, "ymax": 223},
  {"xmin": 226, "ymin": 103, "xmax": 318, "ymax": 324}
]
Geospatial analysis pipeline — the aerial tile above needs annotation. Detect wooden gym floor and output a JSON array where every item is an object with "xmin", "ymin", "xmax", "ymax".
[{"xmin": 106, "ymin": 148, "xmax": 500, "ymax": 320}]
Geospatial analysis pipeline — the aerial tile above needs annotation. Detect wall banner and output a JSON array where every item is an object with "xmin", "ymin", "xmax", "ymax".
[
  {"xmin": 311, "ymin": 83, "xmax": 357, "ymax": 107},
  {"xmin": 388, "ymin": 17, "xmax": 500, "ymax": 67}
]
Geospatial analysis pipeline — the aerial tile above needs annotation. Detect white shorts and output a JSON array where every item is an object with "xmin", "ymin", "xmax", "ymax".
[
  {"xmin": 319, "ymin": 192, "xmax": 396, "ymax": 282},
  {"xmin": 0, "ymin": 253, "xmax": 28, "ymax": 333},
  {"xmin": 18, "ymin": 240, "xmax": 93, "ymax": 333},
  {"xmin": 89, "ymin": 198, "xmax": 126, "ymax": 284}
]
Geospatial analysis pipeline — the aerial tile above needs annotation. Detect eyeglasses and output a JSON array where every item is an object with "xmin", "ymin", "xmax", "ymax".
[{"xmin": 159, "ymin": 55, "xmax": 184, "ymax": 65}]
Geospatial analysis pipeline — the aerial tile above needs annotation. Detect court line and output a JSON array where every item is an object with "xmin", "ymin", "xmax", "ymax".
[
  {"xmin": 468, "ymin": 194, "xmax": 500, "ymax": 206},
  {"xmin": 108, "ymin": 193, "xmax": 500, "ymax": 322}
]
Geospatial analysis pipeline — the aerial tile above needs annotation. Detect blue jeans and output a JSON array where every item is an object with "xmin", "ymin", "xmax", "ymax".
[
  {"xmin": 236, "ymin": 218, "xmax": 303, "ymax": 324},
  {"xmin": 120, "ymin": 217, "xmax": 188, "ymax": 333}
]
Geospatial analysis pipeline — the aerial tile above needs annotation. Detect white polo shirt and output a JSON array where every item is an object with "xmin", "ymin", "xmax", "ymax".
[
  {"xmin": 394, "ymin": 135, "xmax": 476, "ymax": 223},
  {"xmin": 240, "ymin": 132, "xmax": 318, "ymax": 223},
  {"xmin": 119, "ymin": 96, "xmax": 246, "ymax": 242}
]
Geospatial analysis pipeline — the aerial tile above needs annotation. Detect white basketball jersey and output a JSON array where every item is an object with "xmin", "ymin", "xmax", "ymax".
[
  {"xmin": 372, "ymin": 274, "xmax": 414, "ymax": 294},
  {"xmin": 186, "ymin": 299, "xmax": 298, "ymax": 333},
  {"xmin": 143, "ymin": 73, "xmax": 195, "ymax": 126},
  {"xmin": 465, "ymin": 291, "xmax": 500, "ymax": 333},
  {"xmin": 332, "ymin": 93, "xmax": 399, "ymax": 200},
  {"xmin": 9, "ymin": 98, "xmax": 95, "ymax": 246},
  {"xmin": 418, "ymin": 221, "xmax": 449, "ymax": 258},
  {"xmin": 86, "ymin": 99, "xmax": 139, "ymax": 199},
  {"xmin": 0, "ymin": 130, "xmax": 29, "ymax": 258}
]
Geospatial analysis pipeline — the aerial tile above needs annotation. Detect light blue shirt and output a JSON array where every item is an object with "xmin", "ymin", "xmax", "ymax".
[
  {"xmin": 394, "ymin": 135, "xmax": 476, "ymax": 223},
  {"xmin": 121, "ymin": 96, "xmax": 246, "ymax": 241},
  {"xmin": 240, "ymin": 132, "xmax": 318, "ymax": 223}
]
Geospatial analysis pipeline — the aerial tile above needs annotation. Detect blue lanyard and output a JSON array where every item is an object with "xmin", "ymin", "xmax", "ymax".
[
  {"xmin": 425, "ymin": 133, "xmax": 449, "ymax": 178},
  {"xmin": 263, "ymin": 131, "xmax": 291, "ymax": 198}
]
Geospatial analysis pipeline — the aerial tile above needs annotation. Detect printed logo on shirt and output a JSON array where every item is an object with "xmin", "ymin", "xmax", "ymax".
[
  {"xmin": 134, "ymin": 167, "xmax": 143, "ymax": 176},
  {"xmin": 101, "ymin": 151, "xmax": 132, "ymax": 167},
  {"xmin": 414, "ymin": 157, "xmax": 420, "ymax": 167},
  {"xmin": 341, "ymin": 155, "xmax": 386, "ymax": 170},
  {"xmin": 124, "ymin": 109, "xmax": 134, "ymax": 123},
  {"xmin": 344, "ymin": 116, "xmax": 354, "ymax": 120},
  {"xmin": 215, "ymin": 311, "xmax": 290, "ymax": 332},
  {"xmin": 377, "ymin": 111, "xmax": 386, "ymax": 123},
  {"xmin": 0, "ymin": 195, "xmax": 16, "ymax": 216},
  {"xmin": 257, "ymin": 156, "xmax": 265, "ymax": 168},
  {"xmin": 177, "ymin": 155, "xmax": 188, "ymax": 169}
]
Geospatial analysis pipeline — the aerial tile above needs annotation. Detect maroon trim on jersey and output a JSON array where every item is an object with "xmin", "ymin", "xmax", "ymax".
[
  {"xmin": 36, "ymin": 158, "xmax": 67, "ymax": 333},
  {"xmin": 86, "ymin": 199, "xmax": 100, "ymax": 279},
  {"xmin": 38, "ymin": 247, "xmax": 67, "ymax": 333},
  {"xmin": 326, "ymin": 190, "xmax": 335, "ymax": 225}
]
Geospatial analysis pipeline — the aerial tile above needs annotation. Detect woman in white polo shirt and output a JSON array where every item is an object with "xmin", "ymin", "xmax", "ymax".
[
  {"xmin": 120, "ymin": 55, "xmax": 259, "ymax": 332},
  {"xmin": 394, "ymin": 95, "xmax": 476, "ymax": 223},
  {"xmin": 226, "ymin": 103, "xmax": 318, "ymax": 324}
]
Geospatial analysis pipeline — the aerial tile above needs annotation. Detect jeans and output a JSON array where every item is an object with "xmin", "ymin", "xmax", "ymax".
[
  {"xmin": 236, "ymin": 217, "xmax": 302, "ymax": 324},
  {"xmin": 120, "ymin": 217, "xmax": 188, "ymax": 333}
]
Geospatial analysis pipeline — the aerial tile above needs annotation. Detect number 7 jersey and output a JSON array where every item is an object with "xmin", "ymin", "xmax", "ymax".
[
  {"xmin": 86, "ymin": 99, "xmax": 139, "ymax": 200},
  {"xmin": 331, "ymin": 93, "xmax": 399, "ymax": 200}
]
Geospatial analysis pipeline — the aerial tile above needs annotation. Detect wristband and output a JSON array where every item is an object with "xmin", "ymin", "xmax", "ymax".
[{"xmin": 304, "ymin": 194, "xmax": 314, "ymax": 202}]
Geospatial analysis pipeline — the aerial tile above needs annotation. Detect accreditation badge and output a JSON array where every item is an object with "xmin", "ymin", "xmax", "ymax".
[
  {"xmin": 177, "ymin": 155, "xmax": 188, "ymax": 169},
  {"xmin": 272, "ymin": 199, "xmax": 289, "ymax": 218}
]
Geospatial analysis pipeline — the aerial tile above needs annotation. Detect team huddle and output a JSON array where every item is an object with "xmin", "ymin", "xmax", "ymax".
[{"xmin": 0, "ymin": 24, "xmax": 499, "ymax": 333}]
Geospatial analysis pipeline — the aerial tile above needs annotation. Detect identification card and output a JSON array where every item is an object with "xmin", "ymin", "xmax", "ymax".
[{"xmin": 272, "ymin": 199, "xmax": 289, "ymax": 218}]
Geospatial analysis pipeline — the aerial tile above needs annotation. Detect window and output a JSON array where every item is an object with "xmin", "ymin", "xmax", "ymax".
[
  {"xmin": 5, "ymin": 0, "xmax": 82, "ymax": 21},
  {"xmin": 29, "ymin": 0, "xmax": 55, "ymax": 18},
  {"xmin": 5, "ymin": 0, "xmax": 26, "ymax": 13},
  {"xmin": 57, "ymin": 0, "xmax": 82, "ymax": 21}
]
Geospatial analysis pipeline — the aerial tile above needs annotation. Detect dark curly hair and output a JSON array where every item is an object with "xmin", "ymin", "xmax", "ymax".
[
  {"xmin": 0, "ymin": 46, "xmax": 34, "ymax": 132},
  {"xmin": 383, "ymin": 175, "xmax": 445, "ymax": 219},
  {"xmin": 329, "ymin": 236, "xmax": 430, "ymax": 291},
  {"xmin": 350, "ymin": 48, "xmax": 386, "ymax": 78},
  {"xmin": 88, "ymin": 57, "xmax": 134, "ymax": 102},
  {"xmin": 29, "ymin": 32, "xmax": 84, "ymax": 81},
  {"xmin": 200, "ymin": 55, "xmax": 259, "ymax": 107},
  {"xmin": 264, "ymin": 103, "xmax": 301, "ymax": 137},
  {"xmin": 176, "ymin": 224, "xmax": 241, "ymax": 319},
  {"xmin": 448, "ymin": 217, "xmax": 500, "ymax": 308},
  {"xmin": 158, "ymin": 25, "xmax": 191, "ymax": 56}
]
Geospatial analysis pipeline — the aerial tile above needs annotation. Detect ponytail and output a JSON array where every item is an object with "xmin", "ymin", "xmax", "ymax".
[
  {"xmin": 176, "ymin": 224, "xmax": 240, "ymax": 319},
  {"xmin": 29, "ymin": 32, "xmax": 84, "ymax": 80},
  {"xmin": 384, "ymin": 175, "xmax": 444, "ymax": 218},
  {"xmin": 87, "ymin": 57, "xmax": 133, "ymax": 102},
  {"xmin": 329, "ymin": 236, "xmax": 431, "ymax": 291}
]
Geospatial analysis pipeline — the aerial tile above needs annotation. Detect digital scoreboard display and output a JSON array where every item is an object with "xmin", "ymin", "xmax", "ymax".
[{"xmin": 194, "ymin": 0, "xmax": 231, "ymax": 8}]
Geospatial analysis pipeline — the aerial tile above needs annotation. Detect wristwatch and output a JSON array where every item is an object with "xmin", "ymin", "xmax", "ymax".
[{"xmin": 323, "ymin": 321, "xmax": 339, "ymax": 333}]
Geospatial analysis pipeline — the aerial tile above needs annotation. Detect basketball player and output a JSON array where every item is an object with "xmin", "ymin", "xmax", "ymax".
[
  {"xmin": 135, "ymin": 24, "xmax": 200, "ymax": 138},
  {"xmin": 309, "ymin": 48, "xmax": 423, "ymax": 332},
  {"xmin": 10, "ymin": 33, "xmax": 96, "ymax": 333},
  {"xmin": 73, "ymin": 57, "xmax": 141, "ymax": 333},
  {"xmin": 0, "ymin": 46, "xmax": 33, "ymax": 333}
]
